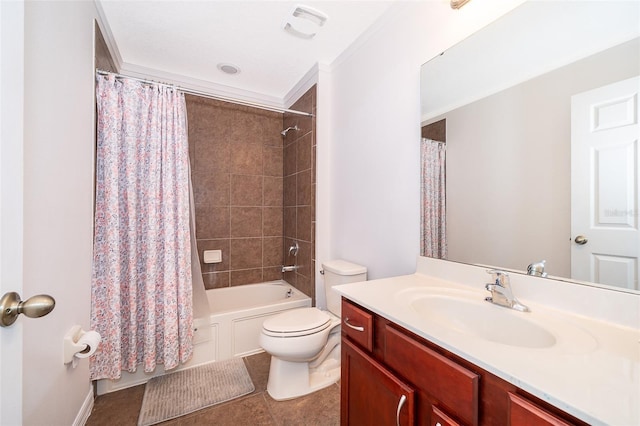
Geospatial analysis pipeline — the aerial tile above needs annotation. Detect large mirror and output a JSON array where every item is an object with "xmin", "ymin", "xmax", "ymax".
[{"xmin": 420, "ymin": 1, "xmax": 640, "ymax": 293}]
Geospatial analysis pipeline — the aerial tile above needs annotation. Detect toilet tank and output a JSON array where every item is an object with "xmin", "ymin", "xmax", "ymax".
[{"xmin": 322, "ymin": 259, "xmax": 367, "ymax": 317}]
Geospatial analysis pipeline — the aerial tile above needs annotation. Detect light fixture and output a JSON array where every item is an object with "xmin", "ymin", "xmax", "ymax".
[
  {"xmin": 217, "ymin": 63, "xmax": 240, "ymax": 75},
  {"xmin": 451, "ymin": 0, "xmax": 472, "ymax": 9},
  {"xmin": 283, "ymin": 4, "xmax": 328, "ymax": 40}
]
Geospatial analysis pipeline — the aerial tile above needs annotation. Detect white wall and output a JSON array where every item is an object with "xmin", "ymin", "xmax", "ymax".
[
  {"xmin": 1, "ymin": 1, "xmax": 25, "ymax": 424},
  {"xmin": 22, "ymin": 1, "xmax": 98, "ymax": 424},
  {"xmin": 318, "ymin": 0, "xmax": 525, "ymax": 280}
]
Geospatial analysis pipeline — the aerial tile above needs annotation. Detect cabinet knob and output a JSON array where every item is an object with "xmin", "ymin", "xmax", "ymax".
[{"xmin": 396, "ymin": 394, "xmax": 407, "ymax": 426}]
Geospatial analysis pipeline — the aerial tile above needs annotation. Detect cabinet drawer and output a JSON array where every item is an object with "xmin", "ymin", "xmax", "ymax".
[
  {"xmin": 385, "ymin": 325, "xmax": 479, "ymax": 426},
  {"xmin": 341, "ymin": 299, "xmax": 373, "ymax": 352},
  {"xmin": 508, "ymin": 392, "xmax": 572, "ymax": 426},
  {"xmin": 432, "ymin": 406, "xmax": 462, "ymax": 426}
]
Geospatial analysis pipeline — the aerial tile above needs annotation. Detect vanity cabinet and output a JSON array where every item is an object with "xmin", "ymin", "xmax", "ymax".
[
  {"xmin": 340, "ymin": 298, "xmax": 588, "ymax": 426},
  {"xmin": 507, "ymin": 392, "xmax": 572, "ymax": 426},
  {"xmin": 342, "ymin": 338, "xmax": 415, "ymax": 425}
]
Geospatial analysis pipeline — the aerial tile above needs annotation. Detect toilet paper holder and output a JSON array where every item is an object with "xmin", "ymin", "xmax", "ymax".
[{"xmin": 63, "ymin": 325, "xmax": 98, "ymax": 365}]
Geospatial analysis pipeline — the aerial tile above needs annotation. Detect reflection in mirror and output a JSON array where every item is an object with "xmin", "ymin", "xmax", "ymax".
[{"xmin": 420, "ymin": 1, "xmax": 640, "ymax": 293}]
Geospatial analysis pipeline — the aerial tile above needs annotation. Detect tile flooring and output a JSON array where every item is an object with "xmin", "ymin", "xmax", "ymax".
[{"xmin": 86, "ymin": 352, "xmax": 341, "ymax": 426}]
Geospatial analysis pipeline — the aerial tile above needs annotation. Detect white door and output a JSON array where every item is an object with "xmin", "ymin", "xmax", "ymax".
[
  {"xmin": 571, "ymin": 76, "xmax": 640, "ymax": 290},
  {"xmin": 0, "ymin": 1, "xmax": 25, "ymax": 424}
]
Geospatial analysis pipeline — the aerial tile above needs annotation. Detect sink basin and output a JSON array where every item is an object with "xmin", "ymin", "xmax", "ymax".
[{"xmin": 411, "ymin": 295, "xmax": 557, "ymax": 348}]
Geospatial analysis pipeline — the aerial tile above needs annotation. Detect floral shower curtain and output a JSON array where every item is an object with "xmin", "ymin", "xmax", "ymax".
[
  {"xmin": 421, "ymin": 138, "xmax": 447, "ymax": 259},
  {"xmin": 90, "ymin": 73, "xmax": 193, "ymax": 380}
]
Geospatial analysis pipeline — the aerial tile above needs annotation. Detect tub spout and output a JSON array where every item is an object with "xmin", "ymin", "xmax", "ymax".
[{"xmin": 282, "ymin": 265, "xmax": 298, "ymax": 273}]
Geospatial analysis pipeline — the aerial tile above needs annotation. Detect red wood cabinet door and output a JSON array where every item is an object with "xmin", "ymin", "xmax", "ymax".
[
  {"xmin": 508, "ymin": 393, "xmax": 573, "ymax": 426},
  {"xmin": 384, "ymin": 325, "xmax": 479, "ymax": 425},
  {"xmin": 342, "ymin": 337, "xmax": 415, "ymax": 426},
  {"xmin": 432, "ymin": 406, "xmax": 462, "ymax": 426}
]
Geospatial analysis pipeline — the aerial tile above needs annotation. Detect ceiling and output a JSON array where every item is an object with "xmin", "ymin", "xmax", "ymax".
[
  {"xmin": 420, "ymin": 1, "xmax": 640, "ymax": 121},
  {"xmin": 97, "ymin": 1, "xmax": 397, "ymax": 108}
]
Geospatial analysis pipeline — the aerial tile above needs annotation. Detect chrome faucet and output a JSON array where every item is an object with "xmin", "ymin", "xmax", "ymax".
[
  {"xmin": 527, "ymin": 260, "xmax": 547, "ymax": 277},
  {"xmin": 282, "ymin": 265, "xmax": 298, "ymax": 273},
  {"xmin": 484, "ymin": 270, "xmax": 529, "ymax": 312}
]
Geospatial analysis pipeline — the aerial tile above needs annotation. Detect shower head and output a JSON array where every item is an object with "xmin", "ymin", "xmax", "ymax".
[{"xmin": 281, "ymin": 125, "xmax": 300, "ymax": 137}]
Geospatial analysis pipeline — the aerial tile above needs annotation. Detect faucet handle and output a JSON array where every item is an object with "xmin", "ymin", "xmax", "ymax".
[
  {"xmin": 486, "ymin": 269, "xmax": 510, "ymax": 287},
  {"xmin": 527, "ymin": 260, "xmax": 547, "ymax": 277}
]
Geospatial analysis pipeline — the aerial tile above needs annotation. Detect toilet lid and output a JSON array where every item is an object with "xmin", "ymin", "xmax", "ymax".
[{"xmin": 262, "ymin": 307, "xmax": 331, "ymax": 336}]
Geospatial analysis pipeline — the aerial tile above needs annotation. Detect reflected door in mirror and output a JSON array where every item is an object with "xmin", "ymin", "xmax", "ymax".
[{"xmin": 571, "ymin": 76, "xmax": 640, "ymax": 291}]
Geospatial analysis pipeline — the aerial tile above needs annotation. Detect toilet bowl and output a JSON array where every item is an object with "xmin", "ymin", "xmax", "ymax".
[{"xmin": 259, "ymin": 259, "xmax": 367, "ymax": 401}]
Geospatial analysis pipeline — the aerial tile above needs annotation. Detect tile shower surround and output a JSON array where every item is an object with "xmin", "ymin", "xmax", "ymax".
[{"xmin": 186, "ymin": 87, "xmax": 317, "ymax": 303}]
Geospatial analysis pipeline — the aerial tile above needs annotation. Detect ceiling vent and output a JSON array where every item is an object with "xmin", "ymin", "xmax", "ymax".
[{"xmin": 283, "ymin": 5, "xmax": 328, "ymax": 39}]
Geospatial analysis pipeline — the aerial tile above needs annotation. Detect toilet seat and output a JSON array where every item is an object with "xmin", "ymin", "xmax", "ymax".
[{"xmin": 262, "ymin": 308, "xmax": 331, "ymax": 337}]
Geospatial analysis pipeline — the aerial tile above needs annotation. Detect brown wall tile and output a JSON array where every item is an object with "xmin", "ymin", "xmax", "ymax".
[
  {"xmin": 230, "ymin": 238, "xmax": 262, "ymax": 269},
  {"xmin": 263, "ymin": 207, "xmax": 283, "ymax": 237},
  {"xmin": 282, "ymin": 86, "xmax": 317, "ymax": 301},
  {"xmin": 263, "ymin": 146, "xmax": 283, "ymax": 177},
  {"xmin": 196, "ymin": 206, "xmax": 230, "ymax": 239},
  {"xmin": 231, "ymin": 269, "xmax": 263, "ymax": 286},
  {"xmin": 294, "ymin": 272, "xmax": 314, "ymax": 305},
  {"xmin": 187, "ymin": 88, "xmax": 315, "ymax": 295},
  {"xmin": 263, "ymin": 267, "xmax": 282, "ymax": 282},
  {"xmin": 195, "ymin": 141, "xmax": 231, "ymax": 174},
  {"xmin": 296, "ymin": 240, "xmax": 312, "ymax": 278},
  {"xmin": 283, "ymin": 142, "xmax": 296, "ymax": 177},
  {"xmin": 291, "ymin": 89, "xmax": 314, "ymax": 114},
  {"xmin": 194, "ymin": 171, "xmax": 230, "ymax": 207},
  {"xmin": 283, "ymin": 207, "xmax": 296, "ymax": 239},
  {"xmin": 296, "ymin": 169, "xmax": 312, "ymax": 206},
  {"xmin": 203, "ymin": 271, "xmax": 230, "ymax": 289},
  {"xmin": 264, "ymin": 177, "xmax": 283, "ymax": 207},
  {"xmin": 283, "ymin": 269, "xmax": 296, "ymax": 286},
  {"xmin": 231, "ymin": 175, "xmax": 263, "ymax": 206},
  {"xmin": 296, "ymin": 206, "xmax": 312, "ymax": 242},
  {"xmin": 283, "ymin": 175, "xmax": 296, "ymax": 207},
  {"xmin": 231, "ymin": 143, "xmax": 263, "ymax": 175},
  {"xmin": 230, "ymin": 207, "xmax": 262, "ymax": 238},
  {"xmin": 263, "ymin": 237, "xmax": 283, "ymax": 267},
  {"xmin": 296, "ymin": 133, "xmax": 312, "ymax": 172}
]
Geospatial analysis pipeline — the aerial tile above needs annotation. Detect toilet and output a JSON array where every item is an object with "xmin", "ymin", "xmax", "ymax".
[{"xmin": 259, "ymin": 259, "xmax": 367, "ymax": 401}]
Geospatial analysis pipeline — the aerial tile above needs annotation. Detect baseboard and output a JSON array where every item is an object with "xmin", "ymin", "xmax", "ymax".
[{"xmin": 73, "ymin": 385, "xmax": 94, "ymax": 426}]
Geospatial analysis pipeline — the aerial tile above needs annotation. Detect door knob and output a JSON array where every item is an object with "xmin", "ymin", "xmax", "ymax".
[
  {"xmin": 0, "ymin": 292, "xmax": 55, "ymax": 327},
  {"xmin": 574, "ymin": 235, "xmax": 588, "ymax": 245}
]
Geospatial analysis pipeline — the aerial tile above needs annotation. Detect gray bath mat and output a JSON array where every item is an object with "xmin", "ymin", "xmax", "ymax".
[{"xmin": 138, "ymin": 358, "xmax": 255, "ymax": 426}]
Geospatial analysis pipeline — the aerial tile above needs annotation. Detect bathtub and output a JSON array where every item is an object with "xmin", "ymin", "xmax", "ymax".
[
  {"xmin": 97, "ymin": 280, "xmax": 310, "ymax": 395},
  {"xmin": 199, "ymin": 280, "xmax": 311, "ymax": 360}
]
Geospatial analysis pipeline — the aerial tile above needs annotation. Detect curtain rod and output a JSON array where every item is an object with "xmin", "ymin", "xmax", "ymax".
[{"xmin": 95, "ymin": 69, "xmax": 314, "ymax": 117}]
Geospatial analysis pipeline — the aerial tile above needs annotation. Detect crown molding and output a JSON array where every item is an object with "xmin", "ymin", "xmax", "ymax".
[
  {"xmin": 119, "ymin": 62, "xmax": 286, "ymax": 109},
  {"xmin": 283, "ymin": 63, "xmax": 319, "ymax": 109},
  {"xmin": 93, "ymin": 0, "xmax": 122, "ymax": 71}
]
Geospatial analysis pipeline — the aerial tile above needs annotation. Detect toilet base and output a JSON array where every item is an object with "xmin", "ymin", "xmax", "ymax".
[{"xmin": 266, "ymin": 345, "xmax": 341, "ymax": 401}]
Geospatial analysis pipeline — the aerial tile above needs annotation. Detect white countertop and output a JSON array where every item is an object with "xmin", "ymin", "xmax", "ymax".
[{"xmin": 334, "ymin": 271, "xmax": 640, "ymax": 426}]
